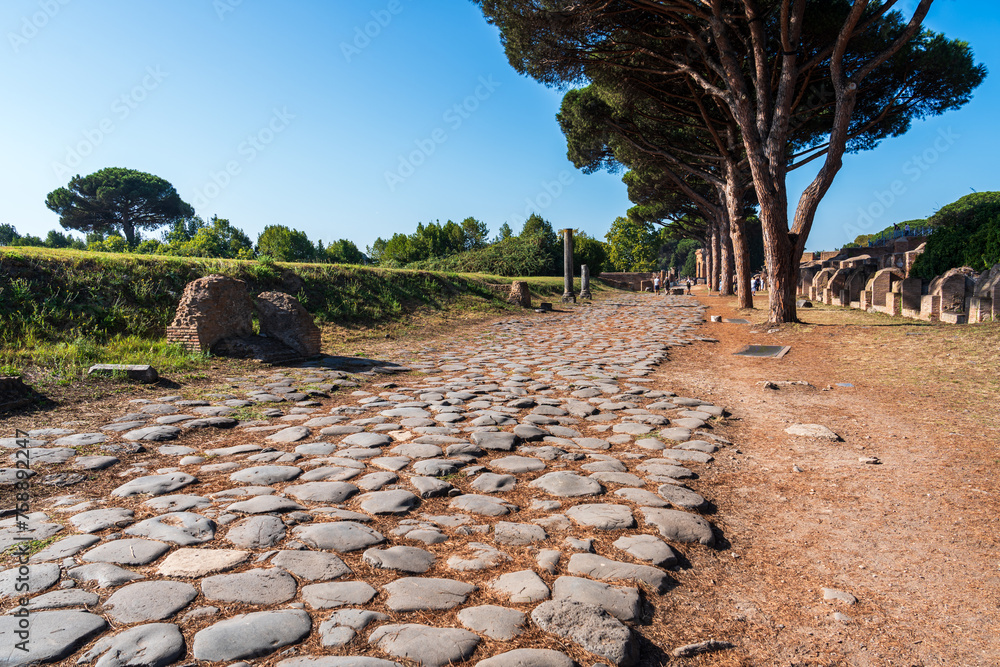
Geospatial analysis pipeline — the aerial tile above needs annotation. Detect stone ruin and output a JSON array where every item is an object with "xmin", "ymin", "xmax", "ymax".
[
  {"xmin": 166, "ymin": 275, "xmax": 321, "ymax": 362},
  {"xmin": 507, "ymin": 281, "xmax": 531, "ymax": 308},
  {"xmin": 798, "ymin": 250, "xmax": 1000, "ymax": 324}
]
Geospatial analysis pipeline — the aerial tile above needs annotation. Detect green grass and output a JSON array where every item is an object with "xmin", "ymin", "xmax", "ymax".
[{"xmin": 2, "ymin": 247, "xmax": 587, "ymax": 383}]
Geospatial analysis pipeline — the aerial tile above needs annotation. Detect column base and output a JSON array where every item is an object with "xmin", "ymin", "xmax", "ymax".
[
  {"xmin": 579, "ymin": 290, "xmax": 592, "ymax": 300},
  {"xmin": 562, "ymin": 292, "xmax": 576, "ymax": 304}
]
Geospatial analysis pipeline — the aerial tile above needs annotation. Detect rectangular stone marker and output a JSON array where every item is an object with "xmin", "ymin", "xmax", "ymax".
[
  {"xmin": 88, "ymin": 364, "xmax": 159, "ymax": 384},
  {"xmin": 732, "ymin": 345, "xmax": 791, "ymax": 359}
]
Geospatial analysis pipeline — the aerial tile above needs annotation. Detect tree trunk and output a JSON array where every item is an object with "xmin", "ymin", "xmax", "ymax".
[
  {"xmin": 122, "ymin": 221, "xmax": 136, "ymax": 246},
  {"xmin": 709, "ymin": 226, "xmax": 721, "ymax": 292},
  {"xmin": 758, "ymin": 198, "xmax": 798, "ymax": 323},
  {"xmin": 724, "ymin": 191, "xmax": 752, "ymax": 308},
  {"xmin": 718, "ymin": 214, "xmax": 734, "ymax": 296}
]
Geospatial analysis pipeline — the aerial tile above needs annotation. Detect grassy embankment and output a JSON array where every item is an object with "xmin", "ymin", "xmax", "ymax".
[{"xmin": 0, "ymin": 247, "xmax": 586, "ymax": 386}]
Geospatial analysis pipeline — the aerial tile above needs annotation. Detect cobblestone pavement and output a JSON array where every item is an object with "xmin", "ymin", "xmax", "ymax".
[{"xmin": 0, "ymin": 294, "xmax": 731, "ymax": 667}]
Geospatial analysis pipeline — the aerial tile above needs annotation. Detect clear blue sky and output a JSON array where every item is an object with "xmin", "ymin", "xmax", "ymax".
[{"xmin": 1, "ymin": 1, "xmax": 997, "ymax": 253}]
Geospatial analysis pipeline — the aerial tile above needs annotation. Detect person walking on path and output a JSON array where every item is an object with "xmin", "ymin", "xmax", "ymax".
[
  {"xmin": 686, "ymin": 278, "xmax": 692, "ymax": 295},
  {"xmin": 653, "ymin": 275, "xmax": 661, "ymax": 295}
]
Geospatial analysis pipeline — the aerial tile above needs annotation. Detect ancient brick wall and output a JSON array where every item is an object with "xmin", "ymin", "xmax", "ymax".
[{"xmin": 166, "ymin": 275, "xmax": 254, "ymax": 351}]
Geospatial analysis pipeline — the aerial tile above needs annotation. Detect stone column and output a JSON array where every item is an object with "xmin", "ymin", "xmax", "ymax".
[
  {"xmin": 580, "ymin": 264, "xmax": 592, "ymax": 300},
  {"xmin": 561, "ymin": 228, "xmax": 576, "ymax": 303}
]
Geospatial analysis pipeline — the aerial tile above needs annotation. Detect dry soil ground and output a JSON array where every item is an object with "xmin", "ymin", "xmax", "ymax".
[{"xmin": 4, "ymin": 287, "xmax": 998, "ymax": 667}]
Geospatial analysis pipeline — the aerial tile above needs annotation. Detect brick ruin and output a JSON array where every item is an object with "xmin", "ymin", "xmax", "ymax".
[
  {"xmin": 166, "ymin": 275, "xmax": 322, "ymax": 361},
  {"xmin": 798, "ymin": 243, "xmax": 999, "ymax": 324}
]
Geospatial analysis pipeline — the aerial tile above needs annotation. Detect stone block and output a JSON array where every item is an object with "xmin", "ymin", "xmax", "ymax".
[
  {"xmin": 256, "ymin": 292, "xmax": 322, "ymax": 356},
  {"xmin": 88, "ymin": 364, "xmax": 159, "ymax": 384},
  {"xmin": 919, "ymin": 294, "xmax": 940, "ymax": 322}
]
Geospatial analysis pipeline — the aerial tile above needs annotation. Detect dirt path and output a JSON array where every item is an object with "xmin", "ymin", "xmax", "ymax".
[{"xmin": 653, "ymin": 288, "xmax": 1000, "ymax": 666}]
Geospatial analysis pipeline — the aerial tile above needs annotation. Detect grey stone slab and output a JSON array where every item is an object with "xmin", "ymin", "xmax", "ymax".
[
  {"xmin": 552, "ymin": 576, "xmax": 641, "ymax": 622},
  {"xmin": 470, "ymin": 431, "xmax": 517, "ymax": 451},
  {"xmin": 659, "ymin": 449, "xmax": 713, "ymax": 464},
  {"xmin": 301, "ymin": 581, "xmax": 377, "ymax": 609},
  {"xmin": 225, "ymin": 515, "xmax": 286, "ymax": 549},
  {"xmin": 67, "ymin": 563, "xmax": 144, "ymax": 588},
  {"xmin": 55, "ymin": 432, "xmax": 107, "ymax": 447},
  {"xmin": 0, "ymin": 563, "xmax": 60, "ymax": 599},
  {"xmin": 355, "ymin": 489, "xmax": 419, "ymax": 515},
  {"xmin": 475, "ymin": 649, "xmax": 574, "ymax": 667},
  {"xmin": 295, "ymin": 442, "xmax": 340, "ymax": 457},
  {"xmin": 530, "ymin": 599, "xmax": 635, "ymax": 667},
  {"xmin": 204, "ymin": 444, "xmax": 262, "ymax": 457},
  {"xmin": 640, "ymin": 507, "xmax": 715, "ymax": 546},
  {"xmin": 490, "ymin": 456, "xmax": 545, "ymax": 473},
  {"xmin": 786, "ymin": 423, "xmax": 841, "ymax": 440},
  {"xmin": 183, "ymin": 417, "xmax": 239, "ymax": 430},
  {"xmin": 611, "ymin": 488, "xmax": 668, "ymax": 508},
  {"xmin": 636, "ymin": 462, "xmax": 695, "ymax": 479},
  {"xmin": 29, "ymin": 534, "xmax": 101, "ymax": 562},
  {"xmin": 566, "ymin": 503, "xmax": 635, "ymax": 530},
  {"xmin": 192, "ymin": 609, "xmax": 312, "ymax": 661},
  {"xmin": 446, "ymin": 542, "xmax": 510, "ymax": 571},
  {"xmin": 471, "ymin": 472, "xmax": 516, "ymax": 493},
  {"xmin": 103, "ymin": 581, "xmax": 198, "ymax": 623},
  {"xmin": 123, "ymin": 426, "xmax": 181, "ymax": 442},
  {"xmin": 0, "ymin": 610, "xmax": 107, "ymax": 666},
  {"xmin": 82, "ymin": 538, "xmax": 170, "ymax": 565},
  {"xmin": 79, "ymin": 622, "xmax": 185, "ymax": 667},
  {"xmin": 490, "ymin": 569, "xmax": 550, "ymax": 603},
  {"xmin": 383, "ymin": 577, "xmax": 477, "ymax": 611},
  {"xmin": 111, "ymin": 473, "xmax": 197, "ymax": 497},
  {"xmin": 293, "ymin": 522, "xmax": 385, "ymax": 552},
  {"xmin": 655, "ymin": 484, "xmax": 709, "ymax": 511},
  {"xmin": 369, "ymin": 624, "xmax": 480, "ymax": 667},
  {"xmin": 227, "ymin": 495, "xmax": 305, "ymax": 514},
  {"xmin": 267, "ymin": 426, "xmax": 312, "ymax": 443},
  {"xmin": 73, "ymin": 455, "xmax": 119, "ymax": 471},
  {"xmin": 371, "ymin": 456, "xmax": 412, "ymax": 471},
  {"xmin": 573, "ymin": 437, "xmax": 611, "ymax": 450},
  {"xmin": 658, "ymin": 427, "xmax": 692, "ymax": 442},
  {"xmin": 493, "ymin": 522, "xmax": 547, "ymax": 546},
  {"xmin": 410, "ymin": 475, "xmax": 453, "ymax": 498},
  {"xmin": 270, "ymin": 551, "xmax": 351, "ymax": 581},
  {"xmin": 70, "ymin": 508, "xmax": 135, "ymax": 533},
  {"xmin": 530, "ymin": 472, "xmax": 602, "ymax": 498},
  {"xmin": 140, "ymin": 495, "xmax": 211, "ymax": 514},
  {"xmin": 342, "ymin": 432, "xmax": 392, "ymax": 448},
  {"xmin": 567, "ymin": 552, "xmax": 670, "ymax": 594},
  {"xmin": 449, "ymin": 494, "xmax": 515, "ymax": 517},
  {"xmin": 202, "ymin": 567, "xmax": 298, "ymax": 604},
  {"xmin": 411, "ymin": 458, "xmax": 460, "ymax": 477},
  {"xmin": 279, "ymin": 658, "xmax": 402, "ymax": 667},
  {"xmin": 457, "ymin": 605, "xmax": 527, "ymax": 641},
  {"xmin": 299, "ymin": 466, "xmax": 362, "ymax": 482},
  {"xmin": 230, "ymin": 465, "xmax": 303, "ymax": 485},
  {"xmin": 363, "ymin": 546, "xmax": 435, "ymax": 573},
  {"xmin": 390, "ymin": 443, "xmax": 442, "ymax": 459},
  {"xmin": 23, "ymin": 589, "xmax": 99, "ymax": 610},
  {"xmin": 589, "ymin": 472, "xmax": 645, "ymax": 487},
  {"xmin": 125, "ymin": 512, "xmax": 215, "ymax": 546},
  {"xmin": 612, "ymin": 535, "xmax": 678, "ymax": 567},
  {"xmin": 355, "ymin": 471, "xmax": 398, "ymax": 491}
]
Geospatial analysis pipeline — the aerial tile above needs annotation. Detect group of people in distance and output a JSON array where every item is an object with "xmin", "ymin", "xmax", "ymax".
[{"xmin": 652, "ymin": 275, "xmax": 694, "ymax": 295}]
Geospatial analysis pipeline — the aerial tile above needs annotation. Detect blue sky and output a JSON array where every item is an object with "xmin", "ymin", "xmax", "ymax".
[{"xmin": 1, "ymin": 1, "xmax": 997, "ymax": 254}]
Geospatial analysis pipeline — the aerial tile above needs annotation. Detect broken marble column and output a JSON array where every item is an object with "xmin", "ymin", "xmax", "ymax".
[
  {"xmin": 580, "ymin": 265, "xmax": 592, "ymax": 300},
  {"xmin": 562, "ymin": 229, "xmax": 575, "ymax": 304}
]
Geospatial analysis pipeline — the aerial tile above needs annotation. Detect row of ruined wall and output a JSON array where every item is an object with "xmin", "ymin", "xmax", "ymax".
[{"xmin": 799, "ymin": 244, "xmax": 1000, "ymax": 324}]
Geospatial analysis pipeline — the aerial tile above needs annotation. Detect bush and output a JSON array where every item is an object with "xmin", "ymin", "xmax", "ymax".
[{"xmin": 910, "ymin": 192, "xmax": 1000, "ymax": 279}]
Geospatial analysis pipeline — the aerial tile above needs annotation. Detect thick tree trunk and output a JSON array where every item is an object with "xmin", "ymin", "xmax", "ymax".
[
  {"xmin": 758, "ymin": 198, "xmax": 798, "ymax": 323},
  {"xmin": 725, "ymin": 198, "xmax": 752, "ymax": 308},
  {"xmin": 122, "ymin": 222, "xmax": 136, "ymax": 246}
]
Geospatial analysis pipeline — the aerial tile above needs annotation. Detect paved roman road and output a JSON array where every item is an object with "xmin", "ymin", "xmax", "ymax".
[{"xmin": 0, "ymin": 293, "xmax": 731, "ymax": 667}]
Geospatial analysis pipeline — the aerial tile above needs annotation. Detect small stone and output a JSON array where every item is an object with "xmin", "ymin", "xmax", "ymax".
[
  {"xmin": 447, "ymin": 542, "xmax": 511, "ymax": 571},
  {"xmin": 671, "ymin": 639, "xmax": 735, "ymax": 658},
  {"xmin": 270, "ymin": 550, "xmax": 351, "ymax": 580},
  {"xmin": 822, "ymin": 587, "xmax": 858, "ymax": 605},
  {"xmin": 67, "ymin": 563, "xmax": 144, "ymax": 588},
  {"xmin": 450, "ymin": 494, "xmax": 516, "ymax": 517},
  {"xmin": 567, "ymin": 552, "xmax": 670, "ymax": 593},
  {"xmin": 493, "ymin": 522, "xmax": 547, "ymax": 546},
  {"xmin": 612, "ymin": 535, "xmax": 678, "ymax": 567},
  {"xmin": 640, "ymin": 507, "xmax": 715, "ymax": 546},
  {"xmin": 471, "ymin": 473, "xmax": 516, "ymax": 493},
  {"xmin": 785, "ymin": 424, "xmax": 841, "ymax": 441},
  {"xmin": 552, "ymin": 576, "xmax": 641, "ymax": 622},
  {"xmin": 356, "ymin": 489, "xmax": 420, "ymax": 515}
]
